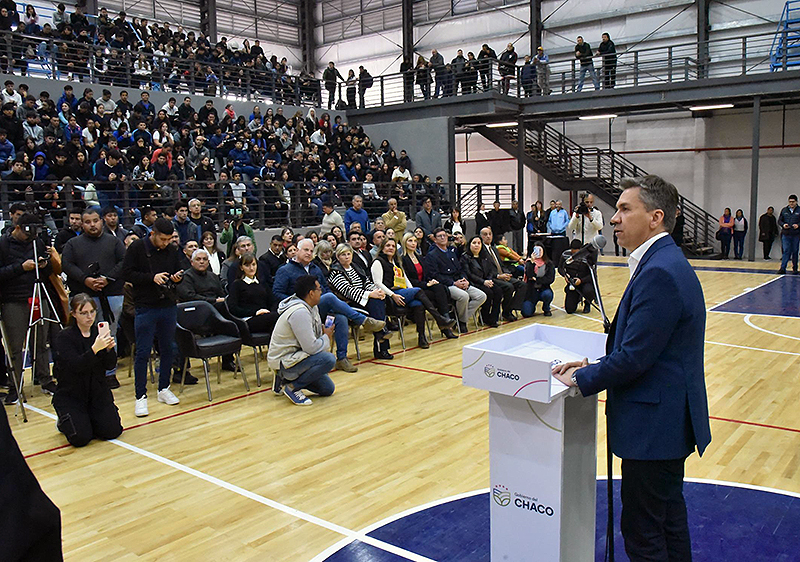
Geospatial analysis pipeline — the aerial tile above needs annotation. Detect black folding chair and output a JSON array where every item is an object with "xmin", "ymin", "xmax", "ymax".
[
  {"xmin": 219, "ymin": 298, "xmax": 271, "ymax": 387},
  {"xmin": 175, "ymin": 301, "xmax": 245, "ymax": 401}
]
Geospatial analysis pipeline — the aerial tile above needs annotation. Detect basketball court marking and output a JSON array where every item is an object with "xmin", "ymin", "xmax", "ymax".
[
  {"xmin": 709, "ymin": 275, "xmax": 800, "ymax": 318},
  {"xmin": 311, "ymin": 478, "xmax": 800, "ymax": 561},
  {"xmin": 20, "ymin": 404, "xmax": 436, "ymax": 562},
  {"xmin": 743, "ymin": 314, "xmax": 800, "ymax": 341},
  {"xmin": 707, "ymin": 276, "xmax": 784, "ymax": 312}
]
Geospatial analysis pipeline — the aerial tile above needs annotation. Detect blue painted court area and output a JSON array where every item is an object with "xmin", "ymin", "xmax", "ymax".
[
  {"xmin": 711, "ymin": 276, "xmax": 800, "ymax": 318},
  {"xmin": 322, "ymin": 481, "xmax": 800, "ymax": 561}
]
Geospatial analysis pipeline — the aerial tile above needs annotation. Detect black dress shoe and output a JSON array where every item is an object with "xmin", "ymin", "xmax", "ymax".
[
  {"xmin": 221, "ymin": 361, "xmax": 236, "ymax": 372},
  {"xmin": 418, "ymin": 335, "xmax": 430, "ymax": 349},
  {"xmin": 431, "ymin": 311, "xmax": 456, "ymax": 329},
  {"xmin": 442, "ymin": 329, "xmax": 458, "ymax": 339},
  {"xmin": 173, "ymin": 371, "xmax": 199, "ymax": 385},
  {"xmin": 458, "ymin": 322, "xmax": 468, "ymax": 333},
  {"xmin": 502, "ymin": 314, "xmax": 516, "ymax": 323}
]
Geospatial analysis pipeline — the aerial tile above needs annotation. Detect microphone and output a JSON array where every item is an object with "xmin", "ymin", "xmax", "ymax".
[{"xmin": 565, "ymin": 235, "xmax": 607, "ymax": 265}]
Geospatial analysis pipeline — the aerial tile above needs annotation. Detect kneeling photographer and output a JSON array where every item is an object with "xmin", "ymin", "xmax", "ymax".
[
  {"xmin": 0, "ymin": 213, "xmax": 59, "ymax": 404},
  {"xmin": 558, "ymin": 238, "xmax": 597, "ymax": 314}
]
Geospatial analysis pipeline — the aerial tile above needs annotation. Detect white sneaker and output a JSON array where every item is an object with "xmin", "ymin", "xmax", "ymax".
[
  {"xmin": 135, "ymin": 396, "xmax": 149, "ymax": 417},
  {"xmin": 157, "ymin": 387, "xmax": 180, "ymax": 406}
]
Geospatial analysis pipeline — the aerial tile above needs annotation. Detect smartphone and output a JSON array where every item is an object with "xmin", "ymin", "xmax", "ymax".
[
  {"xmin": 98, "ymin": 322, "xmax": 110, "ymax": 339},
  {"xmin": 325, "ymin": 315, "xmax": 335, "ymax": 328}
]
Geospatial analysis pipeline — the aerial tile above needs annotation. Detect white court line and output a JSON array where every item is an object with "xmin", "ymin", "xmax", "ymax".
[
  {"xmin": 309, "ymin": 489, "xmax": 489, "ymax": 562},
  {"xmin": 706, "ymin": 275, "xmax": 783, "ymax": 312},
  {"xmin": 552, "ymin": 305, "xmax": 800, "ymax": 356},
  {"xmin": 708, "ymin": 310, "xmax": 800, "ymax": 320},
  {"xmin": 743, "ymin": 314, "xmax": 800, "ymax": 342},
  {"xmin": 21, "ymin": 404, "xmax": 436, "ymax": 562}
]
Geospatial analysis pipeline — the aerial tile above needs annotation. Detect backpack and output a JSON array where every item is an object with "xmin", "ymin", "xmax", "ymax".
[
  {"xmin": 335, "ymin": 99, "xmax": 347, "ymax": 111},
  {"xmin": 362, "ymin": 72, "xmax": 373, "ymax": 89}
]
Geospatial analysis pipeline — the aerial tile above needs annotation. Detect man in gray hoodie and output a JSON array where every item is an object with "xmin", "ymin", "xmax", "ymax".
[{"xmin": 267, "ymin": 275, "xmax": 336, "ymax": 406}]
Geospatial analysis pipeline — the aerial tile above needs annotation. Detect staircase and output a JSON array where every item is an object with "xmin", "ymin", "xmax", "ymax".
[
  {"xmin": 476, "ymin": 121, "xmax": 718, "ymax": 255},
  {"xmin": 771, "ymin": 1, "xmax": 800, "ymax": 71}
]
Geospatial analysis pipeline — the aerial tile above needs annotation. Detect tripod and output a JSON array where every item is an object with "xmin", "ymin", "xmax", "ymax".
[{"xmin": 2, "ymin": 234, "xmax": 63, "ymax": 422}]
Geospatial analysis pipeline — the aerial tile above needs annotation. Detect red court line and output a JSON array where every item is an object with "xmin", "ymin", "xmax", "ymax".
[
  {"xmin": 372, "ymin": 361, "xmax": 463, "ymax": 378},
  {"xmin": 24, "ymin": 443, "xmax": 72, "ymax": 459},
  {"xmin": 123, "ymin": 386, "xmax": 274, "ymax": 431},
  {"xmin": 708, "ymin": 415, "xmax": 800, "ymax": 434}
]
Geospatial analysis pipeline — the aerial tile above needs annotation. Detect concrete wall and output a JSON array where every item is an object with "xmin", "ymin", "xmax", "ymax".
[{"xmin": 358, "ymin": 116, "xmax": 453, "ymax": 183}]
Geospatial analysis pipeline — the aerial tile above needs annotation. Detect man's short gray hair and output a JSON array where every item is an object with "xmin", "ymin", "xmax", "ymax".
[
  {"xmin": 191, "ymin": 248, "xmax": 210, "ymax": 261},
  {"xmin": 235, "ymin": 235, "xmax": 253, "ymax": 249},
  {"xmin": 619, "ymin": 175, "xmax": 678, "ymax": 233}
]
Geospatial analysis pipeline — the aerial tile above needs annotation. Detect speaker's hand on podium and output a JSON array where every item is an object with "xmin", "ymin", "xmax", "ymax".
[{"xmin": 551, "ymin": 358, "xmax": 588, "ymax": 387}]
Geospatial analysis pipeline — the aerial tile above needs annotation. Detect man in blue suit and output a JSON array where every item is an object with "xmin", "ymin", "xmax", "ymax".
[{"xmin": 553, "ymin": 175, "xmax": 711, "ymax": 561}]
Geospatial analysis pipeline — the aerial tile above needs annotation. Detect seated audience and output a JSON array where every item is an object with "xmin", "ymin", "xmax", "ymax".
[
  {"xmin": 460, "ymin": 235, "xmax": 503, "ymax": 328},
  {"xmin": 328, "ymin": 243, "xmax": 392, "ymax": 359},
  {"xmin": 228, "ymin": 253, "xmax": 279, "ymax": 335},
  {"xmin": 423, "ymin": 228, "xmax": 487, "ymax": 333},
  {"xmin": 371, "ymin": 237, "xmax": 455, "ymax": 348},
  {"xmin": 177, "ymin": 248, "xmax": 225, "ymax": 304}
]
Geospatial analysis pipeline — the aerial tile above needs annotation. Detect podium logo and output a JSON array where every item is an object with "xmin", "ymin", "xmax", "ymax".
[
  {"xmin": 492, "ymin": 485, "xmax": 511, "ymax": 506},
  {"xmin": 484, "ymin": 364, "xmax": 520, "ymax": 380},
  {"xmin": 484, "ymin": 365, "xmax": 496, "ymax": 378}
]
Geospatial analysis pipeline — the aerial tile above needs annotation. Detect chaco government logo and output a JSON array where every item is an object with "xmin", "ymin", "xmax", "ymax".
[
  {"xmin": 483, "ymin": 364, "xmax": 519, "ymax": 381},
  {"xmin": 492, "ymin": 485, "xmax": 511, "ymax": 506}
]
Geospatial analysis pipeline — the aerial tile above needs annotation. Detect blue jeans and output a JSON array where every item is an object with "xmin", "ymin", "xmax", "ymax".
[
  {"xmin": 781, "ymin": 235, "xmax": 800, "ymax": 271},
  {"xmin": 283, "ymin": 352, "xmax": 336, "ymax": 396},
  {"xmin": 318, "ymin": 293, "xmax": 366, "ymax": 360},
  {"xmin": 394, "ymin": 287, "xmax": 422, "ymax": 308},
  {"xmin": 134, "ymin": 306, "xmax": 177, "ymax": 399},
  {"xmin": 522, "ymin": 287, "xmax": 553, "ymax": 317},
  {"xmin": 733, "ymin": 231, "xmax": 746, "ymax": 258},
  {"xmin": 577, "ymin": 64, "xmax": 599, "ymax": 91},
  {"xmin": 93, "ymin": 295, "xmax": 124, "ymax": 376}
]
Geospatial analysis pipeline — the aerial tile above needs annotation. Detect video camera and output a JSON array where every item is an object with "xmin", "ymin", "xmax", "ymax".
[{"xmin": 574, "ymin": 193, "xmax": 589, "ymax": 216}]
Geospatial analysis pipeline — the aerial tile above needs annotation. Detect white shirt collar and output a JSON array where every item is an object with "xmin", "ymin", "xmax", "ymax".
[{"xmin": 627, "ymin": 232, "xmax": 669, "ymax": 279}]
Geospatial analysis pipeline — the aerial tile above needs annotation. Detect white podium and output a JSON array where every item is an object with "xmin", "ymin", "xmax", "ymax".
[{"xmin": 462, "ymin": 324, "xmax": 607, "ymax": 562}]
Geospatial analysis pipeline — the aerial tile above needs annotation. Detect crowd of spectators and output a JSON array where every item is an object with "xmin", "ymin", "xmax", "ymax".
[
  {"xmin": 0, "ymin": 80, "xmax": 450, "ymax": 233},
  {"xmin": 0, "ymin": 2, "xmax": 619, "ymax": 104}
]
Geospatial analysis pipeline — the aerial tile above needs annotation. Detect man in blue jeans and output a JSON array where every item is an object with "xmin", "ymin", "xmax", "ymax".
[
  {"xmin": 122, "ymin": 218, "xmax": 184, "ymax": 417},
  {"xmin": 268, "ymin": 275, "xmax": 337, "ymax": 406},
  {"xmin": 778, "ymin": 194, "xmax": 800, "ymax": 274},
  {"xmin": 272, "ymin": 239, "xmax": 386, "ymax": 373}
]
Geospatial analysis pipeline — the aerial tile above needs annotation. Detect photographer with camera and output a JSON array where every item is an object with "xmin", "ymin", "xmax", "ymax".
[
  {"xmin": 62, "ymin": 208, "xmax": 126, "ymax": 389},
  {"xmin": 0, "ymin": 213, "xmax": 59, "ymax": 404},
  {"xmin": 122, "ymin": 218, "xmax": 184, "ymax": 417},
  {"xmin": 219, "ymin": 205, "xmax": 255, "ymax": 256},
  {"xmin": 558, "ymin": 238, "xmax": 597, "ymax": 314},
  {"xmin": 568, "ymin": 193, "xmax": 603, "ymax": 246}
]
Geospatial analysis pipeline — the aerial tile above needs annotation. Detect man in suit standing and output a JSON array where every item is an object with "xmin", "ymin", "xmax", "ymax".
[{"xmin": 553, "ymin": 175, "xmax": 711, "ymax": 562}]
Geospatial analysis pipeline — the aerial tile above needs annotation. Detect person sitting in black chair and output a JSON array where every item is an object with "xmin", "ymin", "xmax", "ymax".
[
  {"xmin": 558, "ymin": 238, "xmax": 596, "ymax": 314},
  {"xmin": 371, "ymin": 237, "xmax": 455, "ymax": 349},
  {"xmin": 227, "ymin": 253, "xmax": 279, "ymax": 335},
  {"xmin": 328, "ymin": 243, "xmax": 393, "ymax": 360},
  {"xmin": 52, "ymin": 294, "xmax": 123, "ymax": 447},
  {"xmin": 460, "ymin": 235, "xmax": 503, "ymax": 328}
]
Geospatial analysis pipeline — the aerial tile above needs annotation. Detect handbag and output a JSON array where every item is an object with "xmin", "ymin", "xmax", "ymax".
[{"xmin": 715, "ymin": 229, "xmax": 722, "ymax": 241}]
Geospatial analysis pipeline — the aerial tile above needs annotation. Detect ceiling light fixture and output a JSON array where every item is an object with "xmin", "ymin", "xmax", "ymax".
[
  {"xmin": 578, "ymin": 114, "xmax": 618, "ymax": 120},
  {"xmin": 688, "ymin": 104, "xmax": 734, "ymax": 111},
  {"xmin": 485, "ymin": 122, "xmax": 519, "ymax": 128}
]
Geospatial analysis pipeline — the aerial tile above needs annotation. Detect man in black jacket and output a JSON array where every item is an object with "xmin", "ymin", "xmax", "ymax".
[
  {"xmin": 575, "ymin": 36, "xmax": 600, "ymax": 91},
  {"xmin": 597, "ymin": 32, "xmax": 617, "ymax": 89},
  {"xmin": 257, "ymin": 235, "xmax": 286, "ymax": 287},
  {"xmin": 0, "ymin": 213, "xmax": 58, "ymax": 403},
  {"xmin": 122, "ymin": 218, "xmax": 184, "ymax": 417},
  {"xmin": 62, "ymin": 208, "xmax": 126, "ymax": 388},
  {"xmin": 322, "ymin": 62, "xmax": 344, "ymax": 109},
  {"xmin": 558, "ymin": 238, "xmax": 596, "ymax": 314},
  {"xmin": 54, "ymin": 208, "xmax": 83, "ymax": 253},
  {"xmin": 177, "ymin": 248, "xmax": 225, "ymax": 304},
  {"xmin": 758, "ymin": 206, "xmax": 779, "ymax": 259},
  {"xmin": 424, "ymin": 228, "xmax": 486, "ymax": 332}
]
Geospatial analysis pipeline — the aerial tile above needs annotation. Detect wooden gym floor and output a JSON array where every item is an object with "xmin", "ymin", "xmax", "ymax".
[{"xmin": 5, "ymin": 257, "xmax": 800, "ymax": 561}]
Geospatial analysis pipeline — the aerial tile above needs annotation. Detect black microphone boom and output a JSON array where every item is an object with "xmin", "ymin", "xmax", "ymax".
[{"xmin": 565, "ymin": 234, "xmax": 607, "ymax": 265}]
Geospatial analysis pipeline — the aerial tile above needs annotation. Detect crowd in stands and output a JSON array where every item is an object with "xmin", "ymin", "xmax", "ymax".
[
  {"xmin": 0, "ymin": 2, "xmax": 619, "ymax": 103},
  {"xmin": 0, "ymin": 80, "xmax": 451, "ymax": 233}
]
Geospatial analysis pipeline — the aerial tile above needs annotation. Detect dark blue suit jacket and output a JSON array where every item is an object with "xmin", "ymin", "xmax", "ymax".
[{"xmin": 576, "ymin": 234, "xmax": 711, "ymax": 460}]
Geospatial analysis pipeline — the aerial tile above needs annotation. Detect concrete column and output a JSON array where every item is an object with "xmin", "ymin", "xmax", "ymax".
[{"xmin": 748, "ymin": 97, "xmax": 761, "ymax": 262}]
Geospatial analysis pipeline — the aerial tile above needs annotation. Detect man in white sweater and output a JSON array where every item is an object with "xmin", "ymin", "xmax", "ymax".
[
  {"xmin": 267, "ymin": 275, "xmax": 337, "ymax": 406},
  {"xmin": 321, "ymin": 201, "xmax": 345, "ymax": 233}
]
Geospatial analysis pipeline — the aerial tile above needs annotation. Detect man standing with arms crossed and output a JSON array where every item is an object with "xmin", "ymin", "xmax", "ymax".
[{"xmin": 553, "ymin": 175, "xmax": 711, "ymax": 561}]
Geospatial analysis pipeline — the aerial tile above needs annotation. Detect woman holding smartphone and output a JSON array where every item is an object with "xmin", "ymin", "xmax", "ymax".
[{"xmin": 52, "ymin": 294, "xmax": 123, "ymax": 448}]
